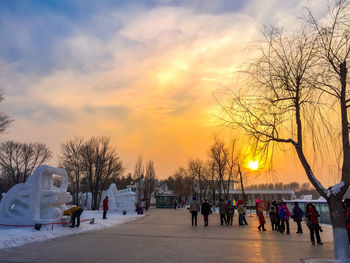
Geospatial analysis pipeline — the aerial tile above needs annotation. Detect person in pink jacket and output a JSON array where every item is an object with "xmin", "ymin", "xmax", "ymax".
[{"xmin": 278, "ymin": 202, "xmax": 291, "ymax": 234}]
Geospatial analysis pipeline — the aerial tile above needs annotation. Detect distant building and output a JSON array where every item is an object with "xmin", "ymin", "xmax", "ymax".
[
  {"xmin": 155, "ymin": 191, "xmax": 176, "ymax": 208},
  {"xmin": 230, "ymin": 189, "xmax": 295, "ymax": 203}
]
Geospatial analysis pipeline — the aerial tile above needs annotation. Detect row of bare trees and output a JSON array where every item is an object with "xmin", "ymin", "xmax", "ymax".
[
  {"xmin": 59, "ymin": 137, "xmax": 124, "ymax": 210},
  {"xmin": 221, "ymin": 0, "xmax": 350, "ymax": 259},
  {"xmin": 132, "ymin": 156, "xmax": 156, "ymax": 201},
  {"xmin": 0, "ymin": 136, "xmax": 156, "ymax": 210},
  {"xmin": 0, "ymin": 94, "xmax": 128, "ymax": 210},
  {"xmin": 166, "ymin": 137, "xmax": 248, "ymax": 204},
  {"xmin": 0, "ymin": 141, "xmax": 51, "ymax": 191}
]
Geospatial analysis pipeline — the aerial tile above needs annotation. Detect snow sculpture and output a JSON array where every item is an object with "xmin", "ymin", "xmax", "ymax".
[
  {"xmin": 105, "ymin": 183, "xmax": 136, "ymax": 213},
  {"xmin": 0, "ymin": 165, "xmax": 72, "ymax": 225}
]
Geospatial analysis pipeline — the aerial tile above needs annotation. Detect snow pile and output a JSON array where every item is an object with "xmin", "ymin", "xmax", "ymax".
[{"xmin": 0, "ymin": 210, "xmax": 143, "ymax": 250}]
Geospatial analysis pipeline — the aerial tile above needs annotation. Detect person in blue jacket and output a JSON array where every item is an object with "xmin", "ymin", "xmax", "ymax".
[{"xmin": 292, "ymin": 201, "xmax": 304, "ymax": 233}]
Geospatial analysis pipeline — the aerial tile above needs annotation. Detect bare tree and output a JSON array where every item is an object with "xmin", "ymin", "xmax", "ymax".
[
  {"xmin": 304, "ymin": 1, "xmax": 350, "ymax": 258},
  {"xmin": 208, "ymin": 138, "xmax": 229, "ymax": 199},
  {"xmin": 0, "ymin": 93, "xmax": 12, "ymax": 134},
  {"xmin": 80, "ymin": 137, "xmax": 124, "ymax": 210},
  {"xmin": 207, "ymin": 159, "xmax": 219, "ymax": 205},
  {"xmin": 226, "ymin": 140, "xmax": 249, "ymax": 203},
  {"xmin": 225, "ymin": 140, "xmax": 237, "ymax": 200},
  {"xmin": 143, "ymin": 160, "xmax": 156, "ymax": 200},
  {"xmin": 167, "ymin": 167, "xmax": 193, "ymax": 202},
  {"xmin": 59, "ymin": 137, "xmax": 84, "ymax": 205},
  {"xmin": 133, "ymin": 155, "xmax": 144, "ymax": 202},
  {"xmin": 0, "ymin": 141, "xmax": 51, "ymax": 189},
  {"xmin": 188, "ymin": 159, "xmax": 206, "ymax": 201},
  {"xmin": 300, "ymin": 182, "xmax": 311, "ymax": 190},
  {"xmin": 223, "ymin": 1, "xmax": 350, "ymax": 259}
]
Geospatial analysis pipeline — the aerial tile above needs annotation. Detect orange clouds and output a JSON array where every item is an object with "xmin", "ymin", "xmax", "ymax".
[{"xmin": 1, "ymin": 1, "xmax": 331, "ymax": 183}]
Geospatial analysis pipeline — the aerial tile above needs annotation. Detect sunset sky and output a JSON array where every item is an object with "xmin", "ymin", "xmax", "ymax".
[{"xmin": 0, "ymin": 0, "xmax": 334, "ymax": 185}]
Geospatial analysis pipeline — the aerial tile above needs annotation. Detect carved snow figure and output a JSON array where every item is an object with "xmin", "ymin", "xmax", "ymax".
[
  {"xmin": 104, "ymin": 184, "xmax": 136, "ymax": 213},
  {"xmin": 0, "ymin": 165, "xmax": 72, "ymax": 225}
]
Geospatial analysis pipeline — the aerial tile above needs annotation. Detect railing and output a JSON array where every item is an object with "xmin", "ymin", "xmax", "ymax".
[{"xmin": 285, "ymin": 201, "xmax": 331, "ymax": 224}]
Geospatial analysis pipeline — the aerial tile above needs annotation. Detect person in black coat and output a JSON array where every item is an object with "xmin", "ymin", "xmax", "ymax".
[
  {"xmin": 273, "ymin": 200, "xmax": 280, "ymax": 231},
  {"xmin": 292, "ymin": 201, "xmax": 304, "ymax": 233},
  {"xmin": 201, "ymin": 199, "xmax": 212, "ymax": 227},
  {"xmin": 269, "ymin": 206, "xmax": 277, "ymax": 231}
]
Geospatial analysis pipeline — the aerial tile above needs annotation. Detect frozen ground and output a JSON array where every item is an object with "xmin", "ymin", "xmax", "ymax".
[
  {"xmin": 0, "ymin": 209, "xmax": 338, "ymax": 262},
  {"xmin": 0, "ymin": 210, "xmax": 143, "ymax": 250}
]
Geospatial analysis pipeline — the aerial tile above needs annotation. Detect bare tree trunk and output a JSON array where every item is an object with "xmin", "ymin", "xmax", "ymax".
[
  {"xmin": 75, "ymin": 179, "xmax": 79, "ymax": 205},
  {"xmin": 238, "ymin": 165, "xmax": 246, "ymax": 204},
  {"xmin": 212, "ymin": 186, "xmax": 215, "ymax": 206},
  {"xmin": 328, "ymin": 196, "xmax": 350, "ymax": 261}
]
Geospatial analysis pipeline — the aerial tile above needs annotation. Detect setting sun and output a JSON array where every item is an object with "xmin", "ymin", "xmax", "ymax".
[{"xmin": 248, "ymin": 161, "xmax": 259, "ymax": 170}]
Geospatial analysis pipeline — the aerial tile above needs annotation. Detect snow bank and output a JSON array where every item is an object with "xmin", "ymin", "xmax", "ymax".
[{"xmin": 0, "ymin": 210, "xmax": 143, "ymax": 250}]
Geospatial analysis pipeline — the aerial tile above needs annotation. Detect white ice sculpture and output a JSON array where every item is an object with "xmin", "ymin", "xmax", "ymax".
[
  {"xmin": 105, "ymin": 183, "xmax": 136, "ymax": 213},
  {"xmin": 0, "ymin": 165, "xmax": 72, "ymax": 225}
]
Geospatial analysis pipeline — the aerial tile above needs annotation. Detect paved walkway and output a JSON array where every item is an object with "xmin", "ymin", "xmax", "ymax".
[{"xmin": 0, "ymin": 208, "xmax": 334, "ymax": 263}]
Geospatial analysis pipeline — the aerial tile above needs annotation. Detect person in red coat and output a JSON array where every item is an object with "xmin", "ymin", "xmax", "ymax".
[
  {"xmin": 258, "ymin": 208, "xmax": 266, "ymax": 231},
  {"xmin": 103, "ymin": 196, "xmax": 109, "ymax": 219}
]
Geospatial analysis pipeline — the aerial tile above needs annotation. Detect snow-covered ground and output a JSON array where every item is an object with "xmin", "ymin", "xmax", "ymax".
[{"xmin": 0, "ymin": 210, "xmax": 143, "ymax": 250}]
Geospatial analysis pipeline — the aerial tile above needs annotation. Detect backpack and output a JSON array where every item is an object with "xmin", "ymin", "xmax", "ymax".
[
  {"xmin": 298, "ymin": 207, "xmax": 304, "ymax": 217},
  {"xmin": 279, "ymin": 207, "xmax": 286, "ymax": 220}
]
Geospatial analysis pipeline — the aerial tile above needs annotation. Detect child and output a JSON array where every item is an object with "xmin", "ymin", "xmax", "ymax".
[
  {"xmin": 258, "ymin": 208, "xmax": 266, "ymax": 231},
  {"xmin": 269, "ymin": 206, "xmax": 277, "ymax": 231}
]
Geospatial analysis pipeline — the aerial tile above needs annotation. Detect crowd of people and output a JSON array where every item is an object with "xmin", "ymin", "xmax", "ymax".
[
  {"xmin": 187, "ymin": 197, "xmax": 350, "ymax": 245},
  {"xmin": 62, "ymin": 195, "xmax": 350, "ymax": 246},
  {"xmin": 189, "ymin": 197, "xmax": 248, "ymax": 227}
]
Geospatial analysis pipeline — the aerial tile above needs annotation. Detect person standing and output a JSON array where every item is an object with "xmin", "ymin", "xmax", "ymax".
[
  {"xmin": 64, "ymin": 206, "xmax": 84, "ymax": 228},
  {"xmin": 257, "ymin": 208, "xmax": 266, "ymax": 231},
  {"xmin": 242, "ymin": 204, "xmax": 249, "ymax": 225},
  {"xmin": 237, "ymin": 201, "xmax": 245, "ymax": 226},
  {"xmin": 173, "ymin": 199, "xmax": 178, "ymax": 210},
  {"xmin": 190, "ymin": 196, "xmax": 200, "ymax": 226},
  {"xmin": 278, "ymin": 202, "xmax": 291, "ymax": 234},
  {"xmin": 218, "ymin": 199, "xmax": 227, "ymax": 225},
  {"xmin": 305, "ymin": 203, "xmax": 323, "ymax": 245},
  {"xmin": 273, "ymin": 201, "xmax": 280, "ymax": 231},
  {"xmin": 103, "ymin": 196, "xmax": 109, "ymax": 219},
  {"xmin": 226, "ymin": 200, "xmax": 234, "ymax": 226},
  {"xmin": 269, "ymin": 206, "xmax": 277, "ymax": 231},
  {"xmin": 201, "ymin": 199, "xmax": 212, "ymax": 227},
  {"xmin": 292, "ymin": 201, "xmax": 304, "ymax": 233}
]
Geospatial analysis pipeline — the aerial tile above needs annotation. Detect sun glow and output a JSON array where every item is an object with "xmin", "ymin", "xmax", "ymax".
[
  {"xmin": 248, "ymin": 161, "xmax": 259, "ymax": 170},
  {"xmin": 157, "ymin": 71, "xmax": 175, "ymax": 85}
]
